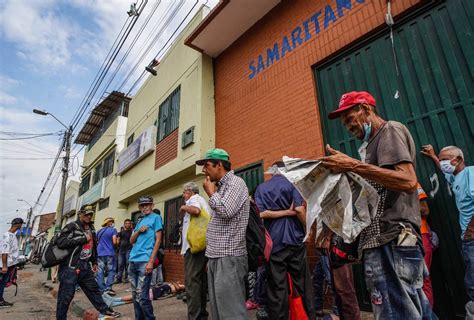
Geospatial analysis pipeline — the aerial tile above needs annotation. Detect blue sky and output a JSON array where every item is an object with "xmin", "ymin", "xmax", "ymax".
[{"xmin": 0, "ymin": 0, "xmax": 217, "ymax": 234}]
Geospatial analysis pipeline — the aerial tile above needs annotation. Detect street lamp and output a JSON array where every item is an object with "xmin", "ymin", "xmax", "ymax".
[
  {"xmin": 33, "ymin": 108, "xmax": 72, "ymax": 232},
  {"xmin": 17, "ymin": 199, "xmax": 33, "ymax": 251}
]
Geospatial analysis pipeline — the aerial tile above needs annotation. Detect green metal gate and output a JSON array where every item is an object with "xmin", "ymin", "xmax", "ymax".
[{"xmin": 314, "ymin": 1, "xmax": 473, "ymax": 318}]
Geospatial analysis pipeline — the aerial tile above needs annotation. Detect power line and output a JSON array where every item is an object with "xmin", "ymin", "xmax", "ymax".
[
  {"xmin": 0, "ymin": 131, "xmax": 61, "ymax": 135},
  {"xmin": 117, "ymin": 0, "xmax": 183, "ymax": 91},
  {"xmin": 127, "ymin": 0, "xmax": 200, "ymax": 95},
  {"xmin": 0, "ymin": 147, "xmax": 56, "ymax": 157},
  {"xmin": 0, "ymin": 140, "xmax": 58, "ymax": 156},
  {"xmin": 0, "ymin": 132, "xmax": 61, "ymax": 140},
  {"xmin": 95, "ymin": 0, "xmax": 163, "ymax": 106},
  {"xmin": 70, "ymin": 0, "xmax": 149, "ymax": 131},
  {"xmin": 0, "ymin": 157, "xmax": 59, "ymax": 160}
]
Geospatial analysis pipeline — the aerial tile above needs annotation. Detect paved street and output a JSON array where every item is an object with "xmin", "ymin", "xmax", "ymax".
[
  {"xmin": 0, "ymin": 264, "xmax": 80, "ymax": 320},
  {"xmin": 1, "ymin": 263, "xmax": 373, "ymax": 320}
]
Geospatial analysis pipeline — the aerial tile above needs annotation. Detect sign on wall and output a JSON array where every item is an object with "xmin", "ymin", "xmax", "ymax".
[
  {"xmin": 248, "ymin": 0, "xmax": 366, "ymax": 80},
  {"xmin": 79, "ymin": 178, "xmax": 105, "ymax": 207},
  {"xmin": 117, "ymin": 126, "xmax": 156, "ymax": 175},
  {"xmin": 62, "ymin": 194, "xmax": 77, "ymax": 216}
]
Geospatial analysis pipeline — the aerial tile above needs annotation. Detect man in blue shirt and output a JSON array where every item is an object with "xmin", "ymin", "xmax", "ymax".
[
  {"xmin": 254, "ymin": 161, "xmax": 315, "ymax": 320},
  {"xmin": 422, "ymin": 144, "xmax": 474, "ymax": 317},
  {"xmin": 96, "ymin": 217, "xmax": 118, "ymax": 295},
  {"xmin": 129, "ymin": 196, "xmax": 163, "ymax": 320}
]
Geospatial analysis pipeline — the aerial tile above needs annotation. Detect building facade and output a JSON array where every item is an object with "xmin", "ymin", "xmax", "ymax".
[
  {"xmin": 186, "ymin": 0, "xmax": 473, "ymax": 317},
  {"xmin": 71, "ymin": 6, "xmax": 215, "ymax": 282}
]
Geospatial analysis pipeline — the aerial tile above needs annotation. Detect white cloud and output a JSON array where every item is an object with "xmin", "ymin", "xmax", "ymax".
[
  {"xmin": 0, "ymin": 91, "xmax": 17, "ymax": 105},
  {"xmin": 0, "ymin": 107, "xmax": 64, "ymax": 234},
  {"xmin": 0, "ymin": 0, "xmax": 72, "ymax": 69}
]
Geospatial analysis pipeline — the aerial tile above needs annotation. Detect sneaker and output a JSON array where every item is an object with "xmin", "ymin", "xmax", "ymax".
[
  {"xmin": 0, "ymin": 300, "xmax": 13, "ymax": 308},
  {"xmin": 102, "ymin": 308, "xmax": 121, "ymax": 318},
  {"xmin": 106, "ymin": 289, "xmax": 116, "ymax": 296}
]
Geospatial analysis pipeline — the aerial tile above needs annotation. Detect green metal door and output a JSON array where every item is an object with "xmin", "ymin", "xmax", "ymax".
[
  {"xmin": 235, "ymin": 161, "xmax": 264, "ymax": 196},
  {"xmin": 314, "ymin": 1, "xmax": 473, "ymax": 318}
]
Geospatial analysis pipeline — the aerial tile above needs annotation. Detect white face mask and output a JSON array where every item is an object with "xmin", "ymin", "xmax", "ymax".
[{"xmin": 440, "ymin": 159, "xmax": 456, "ymax": 174}]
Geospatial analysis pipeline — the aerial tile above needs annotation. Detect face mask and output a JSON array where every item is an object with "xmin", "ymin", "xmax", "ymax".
[
  {"xmin": 363, "ymin": 122, "xmax": 372, "ymax": 142},
  {"xmin": 440, "ymin": 160, "xmax": 456, "ymax": 174}
]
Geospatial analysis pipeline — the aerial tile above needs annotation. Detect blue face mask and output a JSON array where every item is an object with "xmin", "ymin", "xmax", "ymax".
[
  {"xmin": 363, "ymin": 122, "xmax": 372, "ymax": 142},
  {"xmin": 440, "ymin": 160, "xmax": 456, "ymax": 175}
]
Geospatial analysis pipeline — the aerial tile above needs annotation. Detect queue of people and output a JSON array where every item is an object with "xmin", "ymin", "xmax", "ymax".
[{"xmin": 3, "ymin": 90, "xmax": 471, "ymax": 320}]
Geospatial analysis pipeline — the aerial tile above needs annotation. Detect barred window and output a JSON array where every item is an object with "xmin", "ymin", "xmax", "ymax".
[
  {"xmin": 102, "ymin": 151, "xmax": 115, "ymax": 177},
  {"xmin": 157, "ymin": 86, "xmax": 181, "ymax": 142},
  {"xmin": 79, "ymin": 173, "xmax": 91, "ymax": 196},
  {"xmin": 93, "ymin": 163, "xmax": 103, "ymax": 184},
  {"xmin": 98, "ymin": 197, "xmax": 110, "ymax": 211}
]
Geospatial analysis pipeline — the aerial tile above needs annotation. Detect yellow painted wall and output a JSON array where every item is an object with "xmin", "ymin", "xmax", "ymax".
[
  {"xmin": 118, "ymin": 7, "xmax": 215, "ymax": 204},
  {"xmin": 74, "ymin": 7, "xmax": 214, "ymax": 230}
]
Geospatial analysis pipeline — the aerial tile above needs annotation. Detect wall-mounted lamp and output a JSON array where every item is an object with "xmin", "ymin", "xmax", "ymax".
[{"xmin": 145, "ymin": 59, "xmax": 159, "ymax": 76}]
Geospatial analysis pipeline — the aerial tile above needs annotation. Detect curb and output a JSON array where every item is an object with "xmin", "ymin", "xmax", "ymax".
[{"xmin": 42, "ymin": 281, "xmax": 99, "ymax": 319}]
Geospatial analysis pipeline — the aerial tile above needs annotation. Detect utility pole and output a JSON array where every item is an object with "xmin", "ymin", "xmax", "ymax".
[{"xmin": 54, "ymin": 126, "xmax": 72, "ymax": 233}]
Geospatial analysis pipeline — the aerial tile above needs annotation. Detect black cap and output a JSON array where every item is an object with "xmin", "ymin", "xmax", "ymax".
[
  {"xmin": 11, "ymin": 218, "xmax": 24, "ymax": 225},
  {"xmin": 138, "ymin": 196, "xmax": 153, "ymax": 205}
]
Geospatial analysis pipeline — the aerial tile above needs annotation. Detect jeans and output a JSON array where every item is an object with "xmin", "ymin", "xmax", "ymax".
[
  {"xmin": 116, "ymin": 248, "xmax": 131, "ymax": 280},
  {"xmin": 312, "ymin": 254, "xmax": 338, "ymax": 315},
  {"xmin": 96, "ymin": 255, "xmax": 116, "ymax": 292},
  {"xmin": 363, "ymin": 241, "xmax": 437, "ymax": 319},
  {"xmin": 57, "ymin": 260, "xmax": 109, "ymax": 319},
  {"xmin": 0, "ymin": 266, "xmax": 14, "ymax": 300},
  {"xmin": 462, "ymin": 239, "xmax": 474, "ymax": 318},
  {"xmin": 129, "ymin": 261, "xmax": 154, "ymax": 320},
  {"xmin": 150, "ymin": 264, "xmax": 163, "ymax": 287}
]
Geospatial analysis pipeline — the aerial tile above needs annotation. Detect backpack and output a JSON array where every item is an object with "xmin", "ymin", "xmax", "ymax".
[
  {"xmin": 41, "ymin": 222, "xmax": 83, "ymax": 268},
  {"xmin": 168, "ymin": 221, "xmax": 182, "ymax": 247},
  {"xmin": 246, "ymin": 201, "xmax": 268, "ymax": 272},
  {"xmin": 5, "ymin": 266, "xmax": 18, "ymax": 296}
]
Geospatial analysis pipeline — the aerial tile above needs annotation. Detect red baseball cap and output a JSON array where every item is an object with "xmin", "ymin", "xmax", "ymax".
[{"xmin": 328, "ymin": 91, "xmax": 376, "ymax": 119}]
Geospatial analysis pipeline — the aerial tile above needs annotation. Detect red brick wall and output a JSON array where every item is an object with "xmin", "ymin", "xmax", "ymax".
[
  {"xmin": 214, "ymin": 0, "xmax": 421, "ymax": 171},
  {"xmin": 163, "ymin": 250, "xmax": 185, "ymax": 282},
  {"xmin": 155, "ymin": 129, "xmax": 179, "ymax": 170}
]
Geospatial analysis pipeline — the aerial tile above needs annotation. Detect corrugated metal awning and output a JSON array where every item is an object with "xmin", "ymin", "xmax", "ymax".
[{"xmin": 74, "ymin": 91, "xmax": 131, "ymax": 145}]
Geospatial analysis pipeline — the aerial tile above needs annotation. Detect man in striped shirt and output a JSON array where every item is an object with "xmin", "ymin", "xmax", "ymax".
[{"xmin": 196, "ymin": 148, "xmax": 250, "ymax": 320}]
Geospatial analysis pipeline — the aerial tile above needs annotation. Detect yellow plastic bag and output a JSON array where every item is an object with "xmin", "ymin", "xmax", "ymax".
[{"xmin": 187, "ymin": 208, "xmax": 210, "ymax": 253}]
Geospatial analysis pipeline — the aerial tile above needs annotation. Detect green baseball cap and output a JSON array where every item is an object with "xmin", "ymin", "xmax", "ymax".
[{"xmin": 196, "ymin": 148, "xmax": 230, "ymax": 165}]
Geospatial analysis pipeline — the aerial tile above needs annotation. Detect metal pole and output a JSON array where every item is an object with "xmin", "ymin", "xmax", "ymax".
[{"xmin": 54, "ymin": 126, "xmax": 72, "ymax": 233}]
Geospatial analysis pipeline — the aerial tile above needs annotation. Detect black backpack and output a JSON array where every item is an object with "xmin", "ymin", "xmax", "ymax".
[
  {"xmin": 246, "ymin": 201, "xmax": 266, "ymax": 271},
  {"xmin": 41, "ymin": 222, "xmax": 83, "ymax": 268},
  {"xmin": 168, "ymin": 221, "xmax": 182, "ymax": 247}
]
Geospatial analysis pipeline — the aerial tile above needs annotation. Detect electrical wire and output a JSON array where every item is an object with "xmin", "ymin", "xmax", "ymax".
[
  {"xmin": 0, "ymin": 132, "xmax": 61, "ymax": 140},
  {"xmin": 117, "ymin": 0, "xmax": 184, "ymax": 91},
  {"xmin": 0, "ymin": 147, "xmax": 56, "ymax": 157},
  {"xmin": 127, "ymin": 0, "xmax": 200, "ymax": 95},
  {"xmin": 0, "ymin": 140, "xmax": 58, "ymax": 156},
  {"xmin": 37, "ymin": 169, "xmax": 62, "ymax": 215},
  {"xmin": 95, "ymin": 0, "xmax": 163, "ymax": 105},
  {"xmin": 70, "ymin": 0, "xmax": 149, "ymax": 131},
  {"xmin": 31, "ymin": 139, "xmax": 64, "ymax": 215},
  {"xmin": 0, "ymin": 157, "xmax": 60, "ymax": 160}
]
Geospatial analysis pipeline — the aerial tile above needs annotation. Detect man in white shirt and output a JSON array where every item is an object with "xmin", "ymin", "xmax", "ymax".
[
  {"xmin": 0, "ymin": 217, "xmax": 24, "ymax": 307},
  {"xmin": 180, "ymin": 182, "xmax": 211, "ymax": 320}
]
